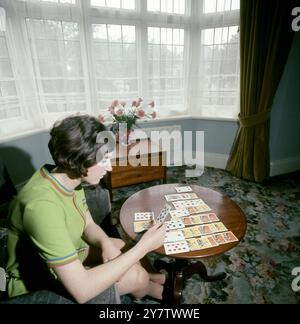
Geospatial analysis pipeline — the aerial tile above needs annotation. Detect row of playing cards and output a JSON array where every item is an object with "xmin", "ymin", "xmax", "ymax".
[
  {"xmin": 164, "ymin": 231, "xmax": 238, "ymax": 255},
  {"xmin": 165, "ymin": 193, "xmax": 198, "ymax": 202}
]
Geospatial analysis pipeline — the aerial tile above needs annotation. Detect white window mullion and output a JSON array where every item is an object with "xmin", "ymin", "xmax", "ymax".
[{"xmin": 187, "ymin": 0, "xmax": 202, "ymax": 116}]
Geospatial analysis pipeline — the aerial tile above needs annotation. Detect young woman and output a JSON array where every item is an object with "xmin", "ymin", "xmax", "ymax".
[{"xmin": 6, "ymin": 115, "xmax": 167, "ymax": 304}]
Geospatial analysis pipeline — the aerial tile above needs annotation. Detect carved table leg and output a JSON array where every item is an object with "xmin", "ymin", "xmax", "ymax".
[
  {"xmin": 154, "ymin": 259, "xmax": 226, "ymax": 304},
  {"xmin": 183, "ymin": 261, "xmax": 227, "ymax": 282}
]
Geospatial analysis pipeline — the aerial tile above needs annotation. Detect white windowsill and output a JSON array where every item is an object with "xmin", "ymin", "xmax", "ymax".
[{"xmin": 0, "ymin": 116, "xmax": 239, "ymax": 143}]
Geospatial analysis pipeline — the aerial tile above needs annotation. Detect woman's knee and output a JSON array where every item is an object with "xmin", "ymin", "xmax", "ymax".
[
  {"xmin": 111, "ymin": 238, "xmax": 126, "ymax": 250},
  {"xmin": 133, "ymin": 266, "xmax": 150, "ymax": 292}
]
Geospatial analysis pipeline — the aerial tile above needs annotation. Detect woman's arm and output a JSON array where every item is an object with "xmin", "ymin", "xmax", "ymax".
[
  {"xmin": 83, "ymin": 211, "xmax": 121, "ymax": 261},
  {"xmin": 54, "ymin": 222, "xmax": 166, "ymax": 304}
]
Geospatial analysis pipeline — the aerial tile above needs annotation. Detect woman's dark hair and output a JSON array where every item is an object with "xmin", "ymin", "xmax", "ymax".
[{"xmin": 48, "ymin": 115, "xmax": 114, "ymax": 179}]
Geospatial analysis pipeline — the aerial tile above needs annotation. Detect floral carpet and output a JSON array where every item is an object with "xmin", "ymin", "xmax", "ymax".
[{"xmin": 111, "ymin": 167, "xmax": 300, "ymax": 304}]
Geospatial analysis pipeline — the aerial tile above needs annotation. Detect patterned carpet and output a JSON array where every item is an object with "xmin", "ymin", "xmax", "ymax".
[{"xmin": 111, "ymin": 166, "xmax": 300, "ymax": 304}]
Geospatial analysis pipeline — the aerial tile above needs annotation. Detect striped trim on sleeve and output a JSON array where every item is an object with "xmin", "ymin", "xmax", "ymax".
[{"xmin": 47, "ymin": 251, "xmax": 79, "ymax": 268}]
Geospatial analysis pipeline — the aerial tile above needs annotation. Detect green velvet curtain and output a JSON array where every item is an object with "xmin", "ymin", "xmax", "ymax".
[{"xmin": 226, "ymin": 0, "xmax": 296, "ymax": 182}]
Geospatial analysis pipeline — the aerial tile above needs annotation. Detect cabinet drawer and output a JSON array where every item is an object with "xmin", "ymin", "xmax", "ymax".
[{"xmin": 111, "ymin": 166, "xmax": 165, "ymax": 188}]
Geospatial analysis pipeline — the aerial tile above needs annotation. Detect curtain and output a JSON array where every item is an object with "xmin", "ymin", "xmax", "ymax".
[{"xmin": 226, "ymin": 0, "xmax": 296, "ymax": 182}]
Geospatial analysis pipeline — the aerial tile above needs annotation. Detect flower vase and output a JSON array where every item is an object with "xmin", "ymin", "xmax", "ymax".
[{"xmin": 118, "ymin": 128, "xmax": 132, "ymax": 146}]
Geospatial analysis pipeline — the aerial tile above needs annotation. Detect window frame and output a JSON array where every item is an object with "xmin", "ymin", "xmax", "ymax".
[{"xmin": 0, "ymin": 0, "xmax": 240, "ymax": 141}]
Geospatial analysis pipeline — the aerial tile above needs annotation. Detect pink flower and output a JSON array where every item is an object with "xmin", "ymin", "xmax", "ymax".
[
  {"xmin": 132, "ymin": 100, "xmax": 138, "ymax": 107},
  {"xmin": 151, "ymin": 111, "xmax": 157, "ymax": 119},
  {"xmin": 115, "ymin": 108, "xmax": 124, "ymax": 116},
  {"xmin": 149, "ymin": 101, "xmax": 155, "ymax": 108},
  {"xmin": 108, "ymin": 106, "xmax": 115, "ymax": 114},
  {"xmin": 112, "ymin": 100, "xmax": 119, "ymax": 107},
  {"xmin": 136, "ymin": 109, "xmax": 145, "ymax": 118},
  {"xmin": 98, "ymin": 114, "xmax": 106, "ymax": 123}
]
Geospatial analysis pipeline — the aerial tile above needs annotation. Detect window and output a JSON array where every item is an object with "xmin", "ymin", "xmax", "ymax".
[
  {"xmin": 199, "ymin": 26, "xmax": 240, "ymax": 118},
  {"xmin": 147, "ymin": 0, "xmax": 186, "ymax": 15},
  {"xmin": 92, "ymin": 24, "xmax": 138, "ymax": 108},
  {"xmin": 0, "ymin": 30, "xmax": 21, "ymax": 121},
  {"xmin": 18, "ymin": 0, "xmax": 76, "ymax": 4},
  {"xmin": 203, "ymin": 0, "xmax": 239, "ymax": 13},
  {"xmin": 26, "ymin": 19, "xmax": 88, "ymax": 115},
  {"xmin": 91, "ymin": 0, "xmax": 135, "ymax": 10},
  {"xmin": 148, "ymin": 27, "xmax": 185, "ymax": 116},
  {"xmin": 0, "ymin": 0, "xmax": 240, "ymax": 140}
]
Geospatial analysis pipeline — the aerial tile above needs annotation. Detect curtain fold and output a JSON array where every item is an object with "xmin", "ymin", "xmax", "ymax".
[{"xmin": 226, "ymin": 0, "xmax": 296, "ymax": 182}]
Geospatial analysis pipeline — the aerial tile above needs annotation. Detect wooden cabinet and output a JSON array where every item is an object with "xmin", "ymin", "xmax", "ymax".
[{"xmin": 107, "ymin": 139, "xmax": 167, "ymax": 200}]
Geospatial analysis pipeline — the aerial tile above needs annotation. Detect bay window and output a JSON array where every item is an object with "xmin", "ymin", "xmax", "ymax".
[{"xmin": 0, "ymin": 0, "xmax": 240, "ymax": 139}]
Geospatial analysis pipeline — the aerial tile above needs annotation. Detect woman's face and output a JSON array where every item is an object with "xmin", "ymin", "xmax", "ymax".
[{"xmin": 82, "ymin": 154, "xmax": 112, "ymax": 185}]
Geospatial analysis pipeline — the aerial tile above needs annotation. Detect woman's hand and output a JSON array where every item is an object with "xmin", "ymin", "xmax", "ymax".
[
  {"xmin": 138, "ymin": 222, "xmax": 167, "ymax": 253},
  {"xmin": 101, "ymin": 240, "xmax": 122, "ymax": 263}
]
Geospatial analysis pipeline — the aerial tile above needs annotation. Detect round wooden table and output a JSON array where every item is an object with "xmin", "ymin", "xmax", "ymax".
[{"xmin": 120, "ymin": 184, "xmax": 247, "ymax": 303}]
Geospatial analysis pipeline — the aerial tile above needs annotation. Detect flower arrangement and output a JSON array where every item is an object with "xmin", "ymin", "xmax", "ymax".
[{"xmin": 98, "ymin": 98, "xmax": 156, "ymax": 144}]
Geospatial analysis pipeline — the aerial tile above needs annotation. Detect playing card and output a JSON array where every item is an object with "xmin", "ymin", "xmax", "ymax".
[
  {"xmin": 164, "ymin": 230, "xmax": 185, "ymax": 243},
  {"xmin": 190, "ymin": 225, "xmax": 201, "ymax": 237},
  {"xmin": 195, "ymin": 237, "xmax": 212, "ymax": 250},
  {"xmin": 200, "ymin": 214, "xmax": 211, "ymax": 224},
  {"xmin": 222, "ymin": 231, "xmax": 239, "ymax": 243},
  {"xmin": 134, "ymin": 212, "xmax": 154, "ymax": 222},
  {"xmin": 165, "ymin": 219, "xmax": 185, "ymax": 231},
  {"xmin": 175, "ymin": 186, "xmax": 193, "ymax": 193},
  {"xmin": 208, "ymin": 213, "xmax": 219, "ymax": 222},
  {"xmin": 212, "ymin": 222, "xmax": 228, "ymax": 233},
  {"xmin": 169, "ymin": 209, "xmax": 190, "ymax": 218},
  {"xmin": 189, "ymin": 215, "xmax": 203, "ymax": 225},
  {"xmin": 202, "ymin": 235, "xmax": 219, "ymax": 247},
  {"xmin": 199, "ymin": 225, "xmax": 213, "ymax": 235},
  {"xmin": 133, "ymin": 220, "xmax": 152, "ymax": 233},
  {"xmin": 156, "ymin": 204, "xmax": 172, "ymax": 224},
  {"xmin": 182, "ymin": 227, "xmax": 195, "ymax": 238},
  {"xmin": 183, "ymin": 217, "xmax": 193, "ymax": 226},
  {"xmin": 186, "ymin": 238, "xmax": 200, "ymax": 251},
  {"xmin": 164, "ymin": 241, "xmax": 190, "ymax": 255},
  {"xmin": 213, "ymin": 233, "xmax": 226, "ymax": 245}
]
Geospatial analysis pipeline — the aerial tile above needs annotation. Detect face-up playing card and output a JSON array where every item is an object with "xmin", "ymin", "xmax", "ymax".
[
  {"xmin": 165, "ymin": 219, "xmax": 185, "ymax": 231},
  {"xmin": 202, "ymin": 235, "xmax": 219, "ymax": 247},
  {"xmin": 222, "ymin": 231, "xmax": 239, "ymax": 243},
  {"xmin": 213, "ymin": 233, "xmax": 226, "ymax": 245},
  {"xmin": 156, "ymin": 204, "xmax": 172, "ymax": 224},
  {"xmin": 186, "ymin": 238, "xmax": 200, "ymax": 251},
  {"xmin": 164, "ymin": 241, "xmax": 190, "ymax": 255},
  {"xmin": 175, "ymin": 186, "xmax": 193, "ymax": 193},
  {"xmin": 208, "ymin": 213, "xmax": 219, "ymax": 222},
  {"xmin": 169, "ymin": 209, "xmax": 190, "ymax": 218},
  {"xmin": 182, "ymin": 227, "xmax": 194, "ymax": 239},
  {"xmin": 133, "ymin": 220, "xmax": 152, "ymax": 233},
  {"xmin": 135, "ymin": 212, "xmax": 154, "ymax": 222},
  {"xmin": 164, "ymin": 230, "xmax": 185, "ymax": 243},
  {"xmin": 212, "ymin": 222, "xmax": 228, "ymax": 233}
]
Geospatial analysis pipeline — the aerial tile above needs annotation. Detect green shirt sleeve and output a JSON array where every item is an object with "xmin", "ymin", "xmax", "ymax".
[{"xmin": 23, "ymin": 200, "xmax": 79, "ymax": 268}]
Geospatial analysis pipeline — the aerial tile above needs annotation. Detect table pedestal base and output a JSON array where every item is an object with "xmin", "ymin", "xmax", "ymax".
[{"xmin": 154, "ymin": 259, "xmax": 227, "ymax": 304}]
